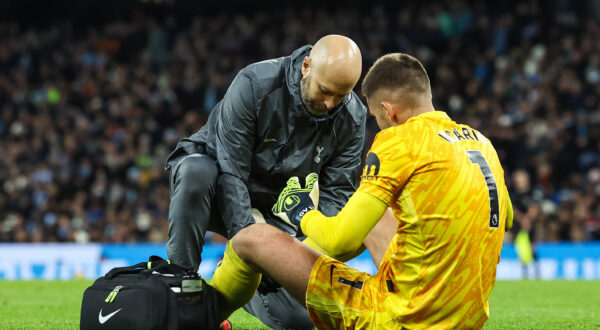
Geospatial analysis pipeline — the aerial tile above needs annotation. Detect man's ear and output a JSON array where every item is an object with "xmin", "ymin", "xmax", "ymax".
[
  {"xmin": 301, "ymin": 56, "xmax": 311, "ymax": 77},
  {"xmin": 381, "ymin": 101, "xmax": 397, "ymax": 123}
]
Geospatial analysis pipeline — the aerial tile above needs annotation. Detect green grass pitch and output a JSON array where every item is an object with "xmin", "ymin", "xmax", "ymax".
[{"xmin": 0, "ymin": 280, "xmax": 599, "ymax": 329}]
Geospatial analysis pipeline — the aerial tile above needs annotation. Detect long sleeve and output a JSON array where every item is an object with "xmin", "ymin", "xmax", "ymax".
[
  {"xmin": 301, "ymin": 191, "xmax": 388, "ymax": 256},
  {"xmin": 214, "ymin": 72, "xmax": 258, "ymax": 238}
]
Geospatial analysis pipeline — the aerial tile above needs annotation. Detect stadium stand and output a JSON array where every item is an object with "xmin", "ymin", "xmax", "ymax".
[{"xmin": 0, "ymin": 0, "xmax": 599, "ymax": 243}]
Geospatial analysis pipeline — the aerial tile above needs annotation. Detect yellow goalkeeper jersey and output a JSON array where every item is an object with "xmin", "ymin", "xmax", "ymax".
[{"xmin": 357, "ymin": 110, "xmax": 510, "ymax": 328}]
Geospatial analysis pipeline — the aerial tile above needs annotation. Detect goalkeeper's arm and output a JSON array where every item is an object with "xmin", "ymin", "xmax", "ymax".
[
  {"xmin": 301, "ymin": 191, "xmax": 388, "ymax": 257},
  {"xmin": 303, "ymin": 237, "xmax": 366, "ymax": 262}
]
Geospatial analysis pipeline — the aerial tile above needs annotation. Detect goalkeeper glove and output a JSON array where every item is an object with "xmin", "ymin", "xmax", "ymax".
[{"xmin": 272, "ymin": 173, "xmax": 319, "ymax": 230}]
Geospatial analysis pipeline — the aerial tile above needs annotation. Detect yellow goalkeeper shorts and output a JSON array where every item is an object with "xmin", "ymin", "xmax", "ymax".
[{"xmin": 305, "ymin": 255, "xmax": 401, "ymax": 330}]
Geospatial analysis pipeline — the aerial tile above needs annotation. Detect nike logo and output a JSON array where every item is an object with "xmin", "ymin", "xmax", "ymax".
[
  {"xmin": 263, "ymin": 138, "xmax": 278, "ymax": 143},
  {"xmin": 98, "ymin": 308, "xmax": 122, "ymax": 324},
  {"xmin": 330, "ymin": 265, "xmax": 337, "ymax": 285}
]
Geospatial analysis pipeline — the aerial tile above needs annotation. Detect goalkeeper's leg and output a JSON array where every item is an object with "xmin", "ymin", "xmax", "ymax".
[
  {"xmin": 241, "ymin": 215, "xmax": 314, "ymax": 330},
  {"xmin": 211, "ymin": 241, "xmax": 262, "ymax": 321},
  {"xmin": 211, "ymin": 224, "xmax": 322, "ymax": 320},
  {"xmin": 239, "ymin": 208, "xmax": 397, "ymax": 330}
]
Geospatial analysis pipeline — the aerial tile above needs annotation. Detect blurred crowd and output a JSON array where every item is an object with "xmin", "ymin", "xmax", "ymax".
[{"xmin": 1, "ymin": 1, "xmax": 599, "ymax": 244}]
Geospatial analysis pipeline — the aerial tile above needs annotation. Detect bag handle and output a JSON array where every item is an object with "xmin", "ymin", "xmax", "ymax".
[
  {"xmin": 105, "ymin": 256, "xmax": 176, "ymax": 279},
  {"xmin": 147, "ymin": 255, "xmax": 191, "ymax": 275},
  {"xmin": 105, "ymin": 261, "xmax": 148, "ymax": 279}
]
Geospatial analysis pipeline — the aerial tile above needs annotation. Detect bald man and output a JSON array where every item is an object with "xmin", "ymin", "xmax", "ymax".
[{"xmin": 165, "ymin": 35, "xmax": 367, "ymax": 329}]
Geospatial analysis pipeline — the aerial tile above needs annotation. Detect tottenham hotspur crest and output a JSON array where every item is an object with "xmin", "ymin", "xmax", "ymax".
[{"xmin": 314, "ymin": 146, "xmax": 324, "ymax": 163}]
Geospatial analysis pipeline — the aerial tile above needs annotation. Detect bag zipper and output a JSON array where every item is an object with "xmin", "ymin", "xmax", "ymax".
[{"xmin": 105, "ymin": 285, "xmax": 123, "ymax": 303}]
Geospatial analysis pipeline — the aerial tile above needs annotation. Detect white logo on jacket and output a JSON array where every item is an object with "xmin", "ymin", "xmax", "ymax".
[{"xmin": 314, "ymin": 146, "xmax": 324, "ymax": 163}]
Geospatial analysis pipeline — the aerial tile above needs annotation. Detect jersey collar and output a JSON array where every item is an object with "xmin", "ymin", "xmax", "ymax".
[{"xmin": 405, "ymin": 110, "xmax": 450, "ymax": 124}]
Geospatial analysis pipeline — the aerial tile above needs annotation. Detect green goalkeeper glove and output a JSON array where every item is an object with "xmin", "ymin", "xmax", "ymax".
[{"xmin": 272, "ymin": 173, "xmax": 319, "ymax": 231}]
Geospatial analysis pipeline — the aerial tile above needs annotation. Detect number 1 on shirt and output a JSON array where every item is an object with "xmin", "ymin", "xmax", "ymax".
[{"xmin": 466, "ymin": 150, "xmax": 500, "ymax": 229}]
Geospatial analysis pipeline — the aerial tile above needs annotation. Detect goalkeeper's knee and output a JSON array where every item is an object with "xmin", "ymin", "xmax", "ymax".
[{"xmin": 211, "ymin": 240, "xmax": 261, "ymax": 320}]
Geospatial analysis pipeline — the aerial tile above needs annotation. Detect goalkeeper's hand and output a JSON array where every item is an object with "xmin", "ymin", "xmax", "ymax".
[{"xmin": 272, "ymin": 173, "xmax": 319, "ymax": 231}]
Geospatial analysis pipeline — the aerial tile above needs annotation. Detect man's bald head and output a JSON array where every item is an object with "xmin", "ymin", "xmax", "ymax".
[
  {"xmin": 309, "ymin": 35, "xmax": 362, "ymax": 88},
  {"xmin": 300, "ymin": 35, "xmax": 362, "ymax": 116}
]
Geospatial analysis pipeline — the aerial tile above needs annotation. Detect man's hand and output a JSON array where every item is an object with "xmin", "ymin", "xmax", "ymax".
[{"xmin": 272, "ymin": 173, "xmax": 319, "ymax": 231}]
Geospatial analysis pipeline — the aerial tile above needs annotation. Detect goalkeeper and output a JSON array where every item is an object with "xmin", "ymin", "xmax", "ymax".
[
  {"xmin": 165, "ymin": 35, "xmax": 366, "ymax": 329},
  {"xmin": 211, "ymin": 53, "xmax": 514, "ymax": 329}
]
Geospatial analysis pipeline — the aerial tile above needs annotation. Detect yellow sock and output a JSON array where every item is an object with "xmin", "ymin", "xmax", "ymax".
[{"xmin": 211, "ymin": 240, "xmax": 261, "ymax": 320}]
